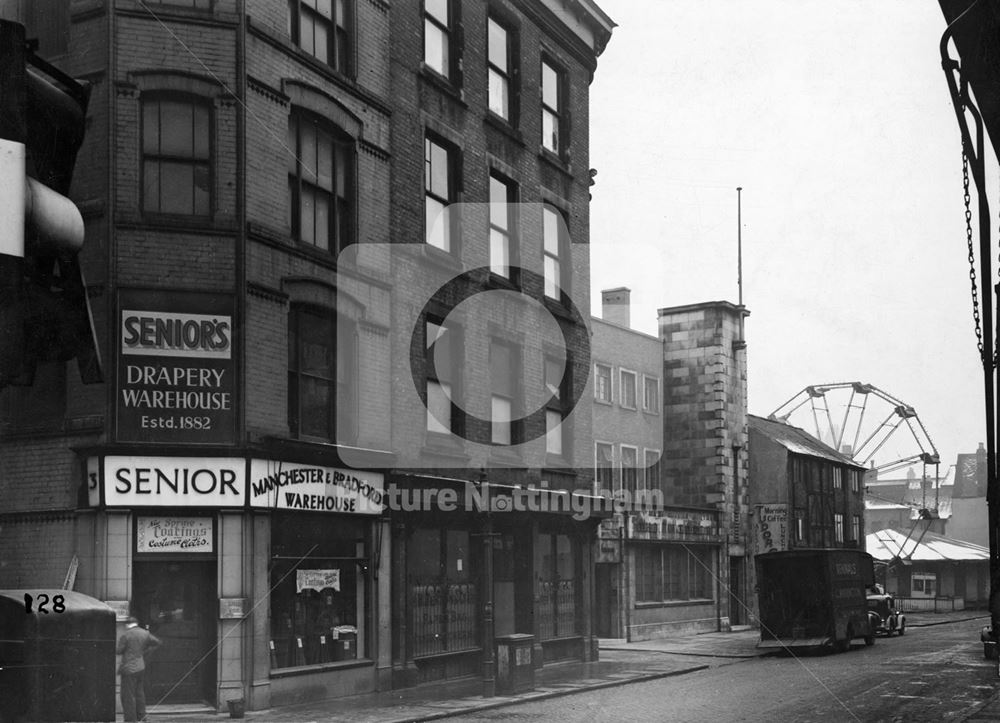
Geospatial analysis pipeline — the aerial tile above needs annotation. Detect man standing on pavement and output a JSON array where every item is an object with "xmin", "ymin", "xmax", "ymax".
[{"xmin": 116, "ymin": 616, "xmax": 162, "ymax": 722}]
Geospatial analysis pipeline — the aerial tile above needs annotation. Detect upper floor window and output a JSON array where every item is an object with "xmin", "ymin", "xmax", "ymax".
[
  {"xmin": 544, "ymin": 356, "xmax": 566, "ymax": 456},
  {"xmin": 851, "ymin": 515, "xmax": 861, "ymax": 544},
  {"xmin": 621, "ymin": 445, "xmax": 638, "ymax": 495},
  {"xmin": 425, "ymin": 318, "xmax": 461, "ymax": 435},
  {"xmin": 425, "ymin": 136, "xmax": 456, "ymax": 251},
  {"xmin": 834, "ymin": 468, "xmax": 844, "ymax": 490},
  {"xmin": 142, "ymin": 95, "xmax": 211, "ymax": 216},
  {"xmin": 288, "ymin": 112, "xmax": 354, "ymax": 253},
  {"xmin": 541, "ymin": 59, "xmax": 564, "ymax": 154},
  {"xmin": 490, "ymin": 339, "xmax": 518, "ymax": 445},
  {"xmin": 643, "ymin": 376, "xmax": 659, "ymax": 413},
  {"xmin": 424, "ymin": 0, "xmax": 454, "ymax": 79},
  {"xmin": 834, "ymin": 513, "xmax": 845, "ymax": 543},
  {"xmin": 487, "ymin": 17, "xmax": 512, "ymax": 120},
  {"xmin": 644, "ymin": 449, "xmax": 661, "ymax": 492},
  {"xmin": 489, "ymin": 173, "xmax": 515, "ymax": 278},
  {"xmin": 542, "ymin": 205, "xmax": 565, "ymax": 299},
  {"xmin": 289, "ymin": 0, "xmax": 350, "ymax": 72},
  {"xmin": 620, "ymin": 370, "xmax": 637, "ymax": 409},
  {"xmin": 595, "ymin": 443, "xmax": 614, "ymax": 491},
  {"xmin": 594, "ymin": 363, "xmax": 611, "ymax": 403},
  {"xmin": 288, "ymin": 305, "xmax": 356, "ymax": 444}
]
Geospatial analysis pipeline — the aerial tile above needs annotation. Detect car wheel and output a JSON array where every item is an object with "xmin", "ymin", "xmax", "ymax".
[
  {"xmin": 864, "ymin": 632, "xmax": 875, "ymax": 646},
  {"xmin": 897, "ymin": 621, "xmax": 905, "ymax": 636}
]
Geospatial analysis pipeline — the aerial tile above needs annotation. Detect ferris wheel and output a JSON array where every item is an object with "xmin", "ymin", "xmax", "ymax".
[{"xmin": 768, "ymin": 382, "xmax": 940, "ymax": 476}]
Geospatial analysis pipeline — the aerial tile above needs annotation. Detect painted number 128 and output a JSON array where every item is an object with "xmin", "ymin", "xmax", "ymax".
[{"xmin": 24, "ymin": 593, "xmax": 66, "ymax": 614}]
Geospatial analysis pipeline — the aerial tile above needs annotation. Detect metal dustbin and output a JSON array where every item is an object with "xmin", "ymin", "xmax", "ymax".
[{"xmin": 495, "ymin": 633, "xmax": 534, "ymax": 695}]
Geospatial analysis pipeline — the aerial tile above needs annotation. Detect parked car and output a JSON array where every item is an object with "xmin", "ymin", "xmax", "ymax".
[{"xmin": 866, "ymin": 589, "xmax": 906, "ymax": 637}]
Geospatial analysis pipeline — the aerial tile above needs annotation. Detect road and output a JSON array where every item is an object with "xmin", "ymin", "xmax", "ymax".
[{"xmin": 448, "ymin": 618, "xmax": 998, "ymax": 723}]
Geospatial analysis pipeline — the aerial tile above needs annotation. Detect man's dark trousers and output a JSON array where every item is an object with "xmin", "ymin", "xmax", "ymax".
[{"xmin": 120, "ymin": 670, "xmax": 146, "ymax": 722}]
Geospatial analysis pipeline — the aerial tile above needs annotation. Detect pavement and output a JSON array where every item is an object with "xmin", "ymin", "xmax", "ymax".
[{"xmin": 147, "ymin": 610, "xmax": 990, "ymax": 723}]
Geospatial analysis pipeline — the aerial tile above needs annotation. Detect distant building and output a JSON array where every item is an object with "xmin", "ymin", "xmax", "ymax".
[
  {"xmin": 948, "ymin": 443, "xmax": 988, "ymax": 547},
  {"xmin": 748, "ymin": 415, "xmax": 867, "ymax": 550},
  {"xmin": 864, "ymin": 467, "xmax": 952, "ymax": 537},
  {"xmin": 591, "ymin": 289, "xmax": 724, "ymax": 641},
  {"xmin": 867, "ymin": 527, "xmax": 989, "ymax": 607}
]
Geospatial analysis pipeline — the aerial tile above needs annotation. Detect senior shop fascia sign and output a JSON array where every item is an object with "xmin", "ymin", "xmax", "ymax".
[
  {"xmin": 104, "ymin": 456, "xmax": 245, "ymax": 507},
  {"xmin": 117, "ymin": 290, "xmax": 236, "ymax": 445},
  {"xmin": 249, "ymin": 460, "xmax": 384, "ymax": 514}
]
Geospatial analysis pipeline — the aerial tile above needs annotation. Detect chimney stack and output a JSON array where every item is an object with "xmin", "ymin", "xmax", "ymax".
[{"xmin": 601, "ymin": 287, "xmax": 631, "ymax": 328}]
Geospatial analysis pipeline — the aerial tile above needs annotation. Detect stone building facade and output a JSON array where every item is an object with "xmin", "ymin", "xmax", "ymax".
[{"xmin": 657, "ymin": 301, "xmax": 749, "ymax": 628}]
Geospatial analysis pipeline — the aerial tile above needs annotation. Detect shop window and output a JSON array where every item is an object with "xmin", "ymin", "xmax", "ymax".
[
  {"xmin": 536, "ymin": 532, "xmax": 577, "ymax": 640},
  {"xmin": 911, "ymin": 572, "xmax": 936, "ymax": 598},
  {"xmin": 288, "ymin": 111, "xmax": 354, "ymax": 253},
  {"xmin": 635, "ymin": 545, "xmax": 713, "ymax": 603},
  {"xmin": 288, "ymin": 305, "xmax": 357, "ymax": 444},
  {"xmin": 288, "ymin": 0, "xmax": 350, "ymax": 73},
  {"xmin": 142, "ymin": 94, "xmax": 211, "ymax": 216},
  {"xmin": 269, "ymin": 514, "xmax": 367, "ymax": 668},
  {"xmin": 408, "ymin": 527, "xmax": 478, "ymax": 656}
]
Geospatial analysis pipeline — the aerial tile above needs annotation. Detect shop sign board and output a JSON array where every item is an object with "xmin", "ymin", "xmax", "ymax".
[
  {"xmin": 627, "ymin": 510, "xmax": 718, "ymax": 541},
  {"xmin": 116, "ymin": 289, "xmax": 236, "ymax": 445},
  {"xmin": 136, "ymin": 516, "xmax": 213, "ymax": 553},
  {"xmin": 249, "ymin": 460, "xmax": 384, "ymax": 514},
  {"xmin": 596, "ymin": 538, "xmax": 621, "ymax": 563},
  {"xmin": 105, "ymin": 600, "xmax": 131, "ymax": 621},
  {"xmin": 104, "ymin": 456, "xmax": 245, "ymax": 507},
  {"xmin": 754, "ymin": 503, "xmax": 789, "ymax": 553}
]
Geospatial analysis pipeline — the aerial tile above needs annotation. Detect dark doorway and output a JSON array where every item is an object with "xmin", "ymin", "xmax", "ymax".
[
  {"xmin": 729, "ymin": 557, "xmax": 744, "ymax": 626},
  {"xmin": 132, "ymin": 560, "xmax": 216, "ymax": 704},
  {"xmin": 594, "ymin": 564, "xmax": 615, "ymax": 638}
]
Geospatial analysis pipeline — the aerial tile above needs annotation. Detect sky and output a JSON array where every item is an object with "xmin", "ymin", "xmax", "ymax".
[{"xmin": 587, "ymin": 0, "xmax": 994, "ymax": 476}]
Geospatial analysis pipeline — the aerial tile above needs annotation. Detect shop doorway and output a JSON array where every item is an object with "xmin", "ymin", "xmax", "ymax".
[
  {"xmin": 729, "ymin": 557, "xmax": 744, "ymax": 626},
  {"xmin": 132, "ymin": 560, "xmax": 216, "ymax": 704},
  {"xmin": 594, "ymin": 564, "xmax": 615, "ymax": 638}
]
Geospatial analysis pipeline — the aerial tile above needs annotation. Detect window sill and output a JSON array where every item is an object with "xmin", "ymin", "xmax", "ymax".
[
  {"xmin": 538, "ymin": 148, "xmax": 573, "ymax": 178},
  {"xmin": 486, "ymin": 272, "xmax": 521, "ymax": 292},
  {"xmin": 542, "ymin": 296, "xmax": 580, "ymax": 323},
  {"xmin": 593, "ymin": 398, "xmax": 613, "ymax": 407},
  {"xmin": 419, "ymin": 243, "xmax": 465, "ymax": 273},
  {"xmin": 421, "ymin": 434, "xmax": 469, "ymax": 461},
  {"xmin": 419, "ymin": 66, "xmax": 467, "ymax": 107},
  {"xmin": 484, "ymin": 112, "xmax": 524, "ymax": 145},
  {"xmin": 125, "ymin": 212, "xmax": 237, "ymax": 234},
  {"xmin": 634, "ymin": 599, "xmax": 715, "ymax": 610},
  {"xmin": 620, "ymin": 405, "xmax": 637, "ymax": 412},
  {"xmin": 641, "ymin": 408, "xmax": 660, "ymax": 417},
  {"xmin": 270, "ymin": 657, "xmax": 373, "ymax": 679}
]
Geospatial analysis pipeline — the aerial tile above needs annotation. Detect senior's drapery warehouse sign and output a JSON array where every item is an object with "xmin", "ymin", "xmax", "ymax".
[
  {"xmin": 136, "ymin": 517, "xmax": 213, "ymax": 553},
  {"xmin": 249, "ymin": 460, "xmax": 384, "ymax": 514},
  {"xmin": 754, "ymin": 503, "xmax": 789, "ymax": 553},
  {"xmin": 104, "ymin": 456, "xmax": 245, "ymax": 507},
  {"xmin": 117, "ymin": 289, "xmax": 236, "ymax": 444}
]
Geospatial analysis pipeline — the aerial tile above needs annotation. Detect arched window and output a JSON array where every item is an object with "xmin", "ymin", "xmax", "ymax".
[
  {"xmin": 141, "ymin": 94, "xmax": 212, "ymax": 216},
  {"xmin": 287, "ymin": 112, "xmax": 354, "ymax": 253}
]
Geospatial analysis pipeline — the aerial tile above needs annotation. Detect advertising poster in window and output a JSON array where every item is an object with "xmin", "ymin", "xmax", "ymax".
[
  {"xmin": 117, "ymin": 289, "xmax": 236, "ymax": 444},
  {"xmin": 755, "ymin": 503, "xmax": 789, "ymax": 553},
  {"xmin": 136, "ymin": 516, "xmax": 213, "ymax": 553}
]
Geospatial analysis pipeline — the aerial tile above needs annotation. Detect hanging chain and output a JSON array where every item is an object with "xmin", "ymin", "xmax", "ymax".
[
  {"xmin": 962, "ymin": 146, "xmax": 998, "ymax": 368},
  {"xmin": 964, "ymin": 145, "xmax": 987, "ymax": 365}
]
